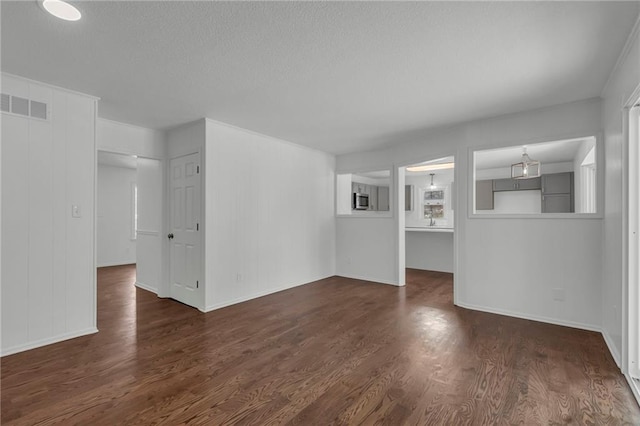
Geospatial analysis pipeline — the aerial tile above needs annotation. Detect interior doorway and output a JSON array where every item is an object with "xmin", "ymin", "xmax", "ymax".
[
  {"xmin": 96, "ymin": 150, "xmax": 164, "ymax": 300},
  {"xmin": 97, "ymin": 151, "xmax": 138, "ymax": 268},
  {"xmin": 397, "ymin": 156, "xmax": 456, "ymax": 294}
]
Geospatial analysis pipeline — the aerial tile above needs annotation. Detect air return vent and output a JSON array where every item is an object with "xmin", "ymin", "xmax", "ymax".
[
  {"xmin": 30, "ymin": 100, "xmax": 47, "ymax": 120},
  {"xmin": 0, "ymin": 94, "xmax": 9, "ymax": 113},
  {"xmin": 11, "ymin": 96, "xmax": 29, "ymax": 116},
  {"xmin": 0, "ymin": 93, "xmax": 49, "ymax": 120}
]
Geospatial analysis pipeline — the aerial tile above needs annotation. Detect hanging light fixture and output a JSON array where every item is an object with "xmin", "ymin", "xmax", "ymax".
[
  {"xmin": 511, "ymin": 147, "xmax": 541, "ymax": 179},
  {"xmin": 429, "ymin": 173, "xmax": 436, "ymax": 189}
]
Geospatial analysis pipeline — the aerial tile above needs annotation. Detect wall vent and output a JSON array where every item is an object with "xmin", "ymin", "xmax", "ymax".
[
  {"xmin": 1, "ymin": 93, "xmax": 49, "ymax": 120},
  {"xmin": 30, "ymin": 100, "xmax": 47, "ymax": 120},
  {"xmin": 0, "ymin": 94, "xmax": 9, "ymax": 113},
  {"xmin": 11, "ymin": 96, "xmax": 29, "ymax": 116}
]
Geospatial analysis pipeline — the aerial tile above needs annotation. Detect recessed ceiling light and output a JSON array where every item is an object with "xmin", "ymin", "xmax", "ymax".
[
  {"xmin": 40, "ymin": 0, "xmax": 81, "ymax": 21},
  {"xmin": 406, "ymin": 162, "xmax": 455, "ymax": 172}
]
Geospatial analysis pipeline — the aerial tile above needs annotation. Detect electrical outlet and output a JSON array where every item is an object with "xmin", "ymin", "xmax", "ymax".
[
  {"xmin": 71, "ymin": 204, "xmax": 81, "ymax": 218},
  {"xmin": 552, "ymin": 288, "xmax": 565, "ymax": 301}
]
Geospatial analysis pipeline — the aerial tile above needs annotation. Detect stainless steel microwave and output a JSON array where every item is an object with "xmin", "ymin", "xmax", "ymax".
[{"xmin": 353, "ymin": 193, "xmax": 369, "ymax": 210}]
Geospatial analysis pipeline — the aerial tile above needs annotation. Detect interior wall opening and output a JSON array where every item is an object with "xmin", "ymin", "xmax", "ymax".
[{"xmin": 400, "ymin": 156, "xmax": 455, "ymax": 294}]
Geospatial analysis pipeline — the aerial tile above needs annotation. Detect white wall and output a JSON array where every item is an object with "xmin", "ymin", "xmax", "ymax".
[
  {"xmin": 337, "ymin": 97, "xmax": 603, "ymax": 329},
  {"xmin": 204, "ymin": 119, "xmax": 336, "ymax": 310},
  {"xmin": 405, "ymin": 232, "xmax": 453, "ymax": 273},
  {"xmin": 97, "ymin": 164, "xmax": 136, "ymax": 267},
  {"xmin": 97, "ymin": 118, "xmax": 165, "ymax": 159},
  {"xmin": 1, "ymin": 74, "xmax": 97, "ymax": 355},
  {"xmin": 602, "ymin": 15, "xmax": 640, "ymax": 365}
]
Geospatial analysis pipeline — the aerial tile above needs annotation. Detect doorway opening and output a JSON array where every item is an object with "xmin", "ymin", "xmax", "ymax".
[
  {"xmin": 398, "ymin": 156, "xmax": 456, "ymax": 300},
  {"xmin": 97, "ymin": 151, "xmax": 138, "ymax": 269},
  {"xmin": 96, "ymin": 150, "xmax": 164, "ymax": 328}
]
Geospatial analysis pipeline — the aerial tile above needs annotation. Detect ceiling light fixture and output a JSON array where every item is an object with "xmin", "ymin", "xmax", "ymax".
[
  {"xmin": 511, "ymin": 146, "xmax": 541, "ymax": 179},
  {"xmin": 39, "ymin": 0, "xmax": 81, "ymax": 21},
  {"xmin": 429, "ymin": 173, "xmax": 436, "ymax": 189},
  {"xmin": 406, "ymin": 162, "xmax": 455, "ymax": 172}
]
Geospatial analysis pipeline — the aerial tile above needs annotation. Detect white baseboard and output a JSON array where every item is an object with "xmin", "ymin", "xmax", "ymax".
[
  {"xmin": 135, "ymin": 281, "xmax": 157, "ymax": 294},
  {"xmin": 1, "ymin": 327, "xmax": 99, "ymax": 357},
  {"xmin": 455, "ymin": 301, "xmax": 601, "ymax": 332},
  {"xmin": 625, "ymin": 374, "xmax": 640, "ymax": 406},
  {"xmin": 335, "ymin": 274, "xmax": 400, "ymax": 287},
  {"xmin": 602, "ymin": 330, "xmax": 622, "ymax": 368},
  {"xmin": 204, "ymin": 275, "xmax": 332, "ymax": 313}
]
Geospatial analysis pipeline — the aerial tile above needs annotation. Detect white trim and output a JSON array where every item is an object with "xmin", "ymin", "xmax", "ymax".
[
  {"xmin": 335, "ymin": 274, "xmax": 400, "ymax": 287},
  {"xmin": 602, "ymin": 15, "xmax": 640, "ymax": 96},
  {"xmin": 603, "ymin": 330, "xmax": 622, "ymax": 368},
  {"xmin": 1, "ymin": 327, "xmax": 98, "ymax": 357},
  {"xmin": 455, "ymin": 301, "xmax": 601, "ymax": 332},
  {"xmin": 135, "ymin": 281, "xmax": 157, "ymax": 294},
  {"xmin": 203, "ymin": 275, "xmax": 334, "ymax": 312},
  {"xmin": 627, "ymin": 104, "xmax": 640, "ymax": 379}
]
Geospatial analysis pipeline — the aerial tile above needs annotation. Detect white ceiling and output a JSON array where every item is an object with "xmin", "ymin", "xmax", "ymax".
[
  {"xmin": 2, "ymin": 2, "xmax": 638, "ymax": 155},
  {"xmin": 474, "ymin": 137, "xmax": 593, "ymax": 170}
]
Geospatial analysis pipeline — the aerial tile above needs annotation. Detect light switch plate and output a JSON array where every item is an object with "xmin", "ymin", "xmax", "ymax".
[{"xmin": 72, "ymin": 204, "xmax": 81, "ymax": 218}]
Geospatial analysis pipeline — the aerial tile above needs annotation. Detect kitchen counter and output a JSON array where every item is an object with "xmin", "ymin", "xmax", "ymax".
[{"xmin": 405, "ymin": 227, "xmax": 454, "ymax": 233}]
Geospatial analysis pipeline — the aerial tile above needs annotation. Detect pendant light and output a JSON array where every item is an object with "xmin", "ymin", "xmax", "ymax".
[
  {"xmin": 511, "ymin": 147, "xmax": 541, "ymax": 179},
  {"xmin": 429, "ymin": 173, "xmax": 435, "ymax": 189}
]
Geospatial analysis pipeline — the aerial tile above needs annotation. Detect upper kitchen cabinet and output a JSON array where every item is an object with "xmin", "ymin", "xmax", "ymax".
[
  {"xmin": 542, "ymin": 172, "xmax": 573, "ymax": 194},
  {"xmin": 493, "ymin": 177, "xmax": 541, "ymax": 192},
  {"xmin": 541, "ymin": 172, "xmax": 574, "ymax": 213},
  {"xmin": 476, "ymin": 180, "xmax": 494, "ymax": 210},
  {"xmin": 473, "ymin": 137, "xmax": 597, "ymax": 216}
]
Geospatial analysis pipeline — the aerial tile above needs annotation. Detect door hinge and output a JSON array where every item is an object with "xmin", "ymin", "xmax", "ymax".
[
  {"xmin": 196, "ymin": 223, "xmax": 199, "ymax": 231},
  {"xmin": 197, "ymin": 165, "xmax": 200, "ymax": 174},
  {"xmin": 196, "ymin": 280, "xmax": 199, "ymax": 289}
]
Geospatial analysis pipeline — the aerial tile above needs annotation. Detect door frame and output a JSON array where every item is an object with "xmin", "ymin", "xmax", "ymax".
[
  {"xmin": 623, "ymin": 85, "xmax": 640, "ymax": 403},
  {"xmin": 164, "ymin": 148, "xmax": 205, "ymax": 309}
]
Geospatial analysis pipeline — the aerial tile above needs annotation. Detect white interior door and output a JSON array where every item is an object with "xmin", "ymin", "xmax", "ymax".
[
  {"xmin": 136, "ymin": 157, "xmax": 163, "ymax": 293},
  {"xmin": 169, "ymin": 153, "xmax": 201, "ymax": 309}
]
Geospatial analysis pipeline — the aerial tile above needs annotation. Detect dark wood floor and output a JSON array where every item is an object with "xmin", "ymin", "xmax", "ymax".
[{"xmin": 2, "ymin": 266, "xmax": 639, "ymax": 424}]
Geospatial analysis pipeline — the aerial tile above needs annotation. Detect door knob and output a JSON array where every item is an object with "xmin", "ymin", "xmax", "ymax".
[{"xmin": 168, "ymin": 233, "xmax": 174, "ymax": 240}]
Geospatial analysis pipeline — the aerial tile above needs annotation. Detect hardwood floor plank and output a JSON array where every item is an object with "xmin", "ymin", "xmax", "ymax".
[{"xmin": 2, "ymin": 266, "xmax": 638, "ymax": 424}]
